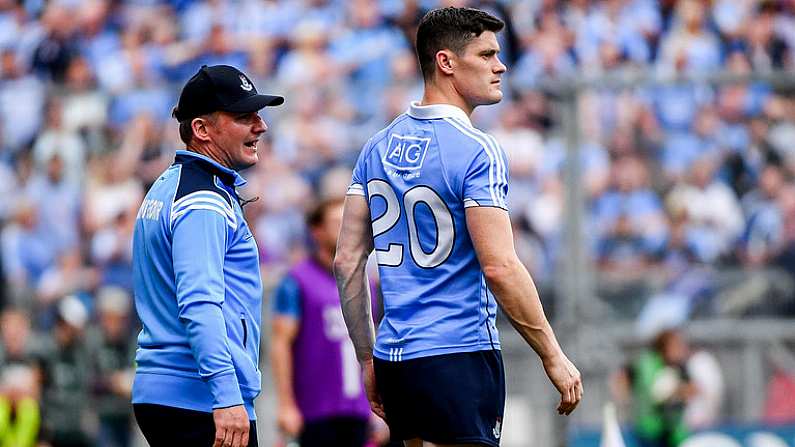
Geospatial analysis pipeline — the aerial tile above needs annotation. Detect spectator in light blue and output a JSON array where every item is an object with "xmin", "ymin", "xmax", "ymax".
[
  {"xmin": 330, "ymin": 0, "xmax": 407, "ymax": 117},
  {"xmin": 542, "ymin": 138, "xmax": 610, "ymax": 199},
  {"xmin": 592, "ymin": 156, "xmax": 668, "ymax": 255},
  {"xmin": 712, "ymin": 0, "xmax": 753, "ymax": 43},
  {"xmin": 0, "ymin": 49, "xmax": 45, "ymax": 155},
  {"xmin": 576, "ymin": 0, "xmax": 655, "ymax": 72},
  {"xmin": 74, "ymin": 0, "xmax": 119, "ymax": 78},
  {"xmin": 596, "ymin": 213, "xmax": 652, "ymax": 274},
  {"xmin": 0, "ymin": 200, "xmax": 61, "ymax": 299},
  {"xmin": 661, "ymin": 131, "xmax": 706, "ymax": 184},
  {"xmin": 31, "ymin": 98, "xmax": 86, "ymax": 186},
  {"xmin": 738, "ymin": 164, "xmax": 786, "ymax": 266},
  {"xmin": 657, "ymin": 0, "xmax": 721, "ymax": 75},
  {"xmin": 745, "ymin": 4, "xmax": 792, "ymax": 72},
  {"xmin": 188, "ymin": 24, "xmax": 249, "ymax": 73},
  {"xmin": 0, "ymin": 2, "xmax": 39, "ymax": 54},
  {"xmin": 108, "ymin": 85, "xmax": 173, "ymax": 128},
  {"xmin": 23, "ymin": 154, "xmax": 81, "ymax": 260},
  {"xmin": 711, "ymin": 53, "xmax": 771, "ymax": 166},
  {"xmin": 641, "ymin": 80, "xmax": 714, "ymax": 133},
  {"xmin": 297, "ymin": 0, "xmax": 346, "ymax": 34},
  {"xmin": 95, "ymin": 25, "xmax": 167, "ymax": 95},
  {"xmin": 667, "ymin": 155, "xmax": 745, "ymax": 263},
  {"xmin": 276, "ymin": 20, "xmax": 340, "ymax": 90},
  {"xmin": 660, "ymin": 106, "xmax": 721, "ymax": 185},
  {"xmin": 179, "ymin": 0, "xmax": 237, "ymax": 43},
  {"xmin": 106, "ymin": 35, "xmax": 172, "ymax": 126},
  {"xmin": 511, "ymin": 8, "xmax": 576, "ymax": 90},
  {"xmin": 230, "ymin": 0, "xmax": 302, "ymax": 41}
]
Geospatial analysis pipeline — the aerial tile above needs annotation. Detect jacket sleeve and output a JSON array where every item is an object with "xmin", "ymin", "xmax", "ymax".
[{"xmin": 172, "ymin": 202, "xmax": 242, "ymax": 409}]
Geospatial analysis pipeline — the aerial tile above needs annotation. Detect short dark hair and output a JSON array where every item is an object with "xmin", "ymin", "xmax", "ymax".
[
  {"xmin": 415, "ymin": 7, "xmax": 504, "ymax": 81},
  {"xmin": 176, "ymin": 112, "xmax": 216, "ymax": 146},
  {"xmin": 306, "ymin": 197, "xmax": 345, "ymax": 229},
  {"xmin": 178, "ymin": 120, "xmax": 193, "ymax": 146}
]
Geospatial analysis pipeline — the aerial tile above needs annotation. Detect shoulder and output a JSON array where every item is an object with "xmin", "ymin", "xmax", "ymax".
[
  {"xmin": 433, "ymin": 119, "xmax": 505, "ymax": 177},
  {"xmin": 369, "ymin": 113, "xmax": 412, "ymax": 148},
  {"xmin": 436, "ymin": 118, "xmax": 502, "ymax": 157},
  {"xmin": 169, "ymin": 163, "xmax": 237, "ymax": 229},
  {"xmin": 276, "ymin": 273, "xmax": 302, "ymax": 296},
  {"xmin": 173, "ymin": 162, "xmax": 234, "ymax": 208}
]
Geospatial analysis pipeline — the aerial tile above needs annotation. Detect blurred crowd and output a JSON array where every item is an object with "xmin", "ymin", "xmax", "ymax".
[{"xmin": 0, "ymin": 0, "xmax": 794, "ymax": 445}]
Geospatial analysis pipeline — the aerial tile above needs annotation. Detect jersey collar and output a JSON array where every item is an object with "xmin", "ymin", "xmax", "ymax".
[
  {"xmin": 174, "ymin": 150, "xmax": 247, "ymax": 187},
  {"xmin": 407, "ymin": 101, "xmax": 472, "ymax": 127}
]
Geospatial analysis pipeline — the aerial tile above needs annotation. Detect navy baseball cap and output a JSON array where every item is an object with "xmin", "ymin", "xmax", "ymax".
[{"xmin": 172, "ymin": 65, "xmax": 284, "ymax": 122}]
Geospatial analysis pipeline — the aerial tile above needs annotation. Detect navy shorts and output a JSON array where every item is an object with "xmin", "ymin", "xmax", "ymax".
[{"xmin": 374, "ymin": 350, "xmax": 505, "ymax": 446}]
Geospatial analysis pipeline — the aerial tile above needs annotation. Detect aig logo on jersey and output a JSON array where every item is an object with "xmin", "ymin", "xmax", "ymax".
[{"xmin": 383, "ymin": 134, "xmax": 430, "ymax": 171}]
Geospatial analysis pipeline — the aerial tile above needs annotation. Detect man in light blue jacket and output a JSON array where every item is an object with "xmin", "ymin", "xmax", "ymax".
[{"xmin": 131, "ymin": 64, "xmax": 283, "ymax": 447}]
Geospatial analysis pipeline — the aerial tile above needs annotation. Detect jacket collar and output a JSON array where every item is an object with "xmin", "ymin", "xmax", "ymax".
[{"xmin": 174, "ymin": 150, "xmax": 247, "ymax": 187}]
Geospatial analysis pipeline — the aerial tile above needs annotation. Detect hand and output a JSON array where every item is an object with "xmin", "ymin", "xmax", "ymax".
[
  {"xmin": 361, "ymin": 358, "xmax": 386, "ymax": 420},
  {"xmin": 213, "ymin": 405, "xmax": 250, "ymax": 447},
  {"xmin": 369, "ymin": 414, "xmax": 391, "ymax": 445},
  {"xmin": 542, "ymin": 353, "xmax": 583, "ymax": 416},
  {"xmin": 276, "ymin": 403, "xmax": 303, "ymax": 438}
]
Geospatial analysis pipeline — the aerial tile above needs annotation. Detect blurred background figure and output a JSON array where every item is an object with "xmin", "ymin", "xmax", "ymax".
[
  {"xmin": 86, "ymin": 286, "xmax": 135, "ymax": 447},
  {"xmin": 0, "ymin": 365, "xmax": 40, "ymax": 447},
  {"xmin": 628, "ymin": 329, "xmax": 695, "ymax": 447},
  {"xmin": 270, "ymin": 198, "xmax": 391, "ymax": 447},
  {"xmin": 0, "ymin": 308, "xmax": 41, "ymax": 447},
  {"xmin": 38, "ymin": 296, "xmax": 92, "ymax": 447}
]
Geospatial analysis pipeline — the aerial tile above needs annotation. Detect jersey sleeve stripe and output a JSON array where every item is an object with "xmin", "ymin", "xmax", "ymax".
[
  {"xmin": 173, "ymin": 195, "xmax": 236, "ymax": 221},
  {"xmin": 457, "ymin": 119, "xmax": 509, "ymax": 208},
  {"xmin": 443, "ymin": 118, "xmax": 506, "ymax": 208},
  {"xmin": 443, "ymin": 118, "xmax": 496, "ymax": 206},
  {"xmin": 456, "ymin": 118, "xmax": 508, "ymax": 208},
  {"xmin": 347, "ymin": 183, "xmax": 365, "ymax": 196},
  {"xmin": 171, "ymin": 204, "xmax": 237, "ymax": 229},
  {"xmin": 463, "ymin": 198, "xmax": 480, "ymax": 208},
  {"xmin": 484, "ymin": 133, "xmax": 509, "ymax": 193}
]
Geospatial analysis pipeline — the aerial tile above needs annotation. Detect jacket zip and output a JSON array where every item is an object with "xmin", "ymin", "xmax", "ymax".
[{"xmin": 241, "ymin": 314, "xmax": 248, "ymax": 347}]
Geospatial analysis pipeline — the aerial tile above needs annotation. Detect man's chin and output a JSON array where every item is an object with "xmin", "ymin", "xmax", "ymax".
[
  {"xmin": 479, "ymin": 91, "xmax": 503, "ymax": 106},
  {"xmin": 233, "ymin": 156, "xmax": 258, "ymax": 172}
]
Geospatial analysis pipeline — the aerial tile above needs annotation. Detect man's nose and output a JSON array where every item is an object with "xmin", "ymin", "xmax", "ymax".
[
  {"xmin": 253, "ymin": 115, "xmax": 267, "ymax": 134},
  {"xmin": 494, "ymin": 56, "xmax": 507, "ymax": 74}
]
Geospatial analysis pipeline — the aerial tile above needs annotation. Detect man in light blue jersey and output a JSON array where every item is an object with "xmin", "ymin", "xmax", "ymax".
[
  {"xmin": 131, "ymin": 65, "xmax": 283, "ymax": 447},
  {"xmin": 333, "ymin": 7, "xmax": 583, "ymax": 447}
]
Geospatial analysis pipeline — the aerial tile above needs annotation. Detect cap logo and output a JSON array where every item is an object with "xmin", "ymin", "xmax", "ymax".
[{"xmin": 239, "ymin": 75, "xmax": 253, "ymax": 92}]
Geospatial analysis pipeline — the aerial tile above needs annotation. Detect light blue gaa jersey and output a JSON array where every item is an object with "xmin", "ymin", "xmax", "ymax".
[{"xmin": 348, "ymin": 102, "xmax": 509, "ymax": 362}]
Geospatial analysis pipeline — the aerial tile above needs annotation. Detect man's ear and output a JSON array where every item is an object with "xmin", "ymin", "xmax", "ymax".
[
  {"xmin": 191, "ymin": 116, "xmax": 212, "ymax": 142},
  {"xmin": 436, "ymin": 50, "xmax": 456, "ymax": 75}
]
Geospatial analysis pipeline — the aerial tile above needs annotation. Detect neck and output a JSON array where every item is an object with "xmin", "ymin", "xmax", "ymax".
[
  {"xmin": 420, "ymin": 77, "xmax": 474, "ymax": 116},
  {"xmin": 313, "ymin": 248, "xmax": 334, "ymax": 272},
  {"xmin": 187, "ymin": 143, "xmax": 233, "ymax": 170}
]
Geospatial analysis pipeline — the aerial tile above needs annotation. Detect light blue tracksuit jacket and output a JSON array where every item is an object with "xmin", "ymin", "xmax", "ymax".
[{"xmin": 131, "ymin": 150, "xmax": 262, "ymax": 420}]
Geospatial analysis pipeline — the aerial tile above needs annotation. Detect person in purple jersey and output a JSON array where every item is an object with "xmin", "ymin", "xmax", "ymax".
[
  {"xmin": 334, "ymin": 7, "xmax": 583, "ymax": 447},
  {"xmin": 271, "ymin": 198, "xmax": 390, "ymax": 447}
]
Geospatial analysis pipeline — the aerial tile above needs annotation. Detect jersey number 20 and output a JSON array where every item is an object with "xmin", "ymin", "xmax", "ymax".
[{"xmin": 367, "ymin": 179, "xmax": 454, "ymax": 269}]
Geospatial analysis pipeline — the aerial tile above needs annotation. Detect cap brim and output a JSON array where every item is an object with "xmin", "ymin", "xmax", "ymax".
[{"xmin": 224, "ymin": 94, "xmax": 284, "ymax": 113}]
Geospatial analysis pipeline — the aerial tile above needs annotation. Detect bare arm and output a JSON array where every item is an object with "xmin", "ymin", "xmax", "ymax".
[
  {"xmin": 333, "ymin": 194, "xmax": 385, "ymax": 419},
  {"xmin": 333, "ymin": 194, "xmax": 376, "ymax": 363},
  {"xmin": 466, "ymin": 206, "xmax": 583, "ymax": 415},
  {"xmin": 269, "ymin": 316, "xmax": 303, "ymax": 436}
]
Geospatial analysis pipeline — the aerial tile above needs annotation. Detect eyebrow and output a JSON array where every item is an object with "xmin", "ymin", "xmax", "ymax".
[{"xmin": 479, "ymin": 48, "xmax": 500, "ymax": 56}]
